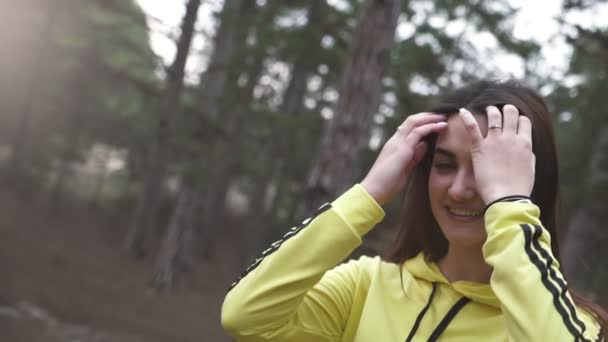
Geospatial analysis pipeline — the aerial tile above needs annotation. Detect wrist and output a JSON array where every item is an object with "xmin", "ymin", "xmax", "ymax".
[
  {"xmin": 360, "ymin": 179, "xmax": 387, "ymax": 206},
  {"xmin": 483, "ymin": 194, "xmax": 532, "ymax": 214},
  {"xmin": 483, "ymin": 188, "xmax": 531, "ymax": 205}
]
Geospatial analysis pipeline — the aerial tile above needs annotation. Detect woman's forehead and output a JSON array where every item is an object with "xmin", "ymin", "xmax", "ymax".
[
  {"xmin": 451, "ymin": 112, "xmax": 488, "ymax": 135},
  {"xmin": 435, "ymin": 113, "xmax": 489, "ymax": 153}
]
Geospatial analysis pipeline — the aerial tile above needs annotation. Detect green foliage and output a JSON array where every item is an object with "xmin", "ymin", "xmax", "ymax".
[
  {"xmin": 0, "ymin": 0, "xmax": 159, "ymax": 200},
  {"xmin": 550, "ymin": 26, "xmax": 608, "ymax": 215},
  {"xmin": 546, "ymin": 3, "xmax": 608, "ymax": 300}
]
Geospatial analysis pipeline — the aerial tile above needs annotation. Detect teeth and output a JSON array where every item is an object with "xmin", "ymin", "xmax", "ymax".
[{"xmin": 447, "ymin": 208, "xmax": 483, "ymax": 217}]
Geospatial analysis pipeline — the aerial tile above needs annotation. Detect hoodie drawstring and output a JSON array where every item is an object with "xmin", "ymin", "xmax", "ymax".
[
  {"xmin": 427, "ymin": 296, "xmax": 471, "ymax": 341},
  {"xmin": 404, "ymin": 282, "xmax": 471, "ymax": 342},
  {"xmin": 405, "ymin": 282, "xmax": 438, "ymax": 342}
]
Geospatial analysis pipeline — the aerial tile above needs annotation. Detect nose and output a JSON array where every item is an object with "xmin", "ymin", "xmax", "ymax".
[{"xmin": 447, "ymin": 167, "xmax": 477, "ymax": 201}]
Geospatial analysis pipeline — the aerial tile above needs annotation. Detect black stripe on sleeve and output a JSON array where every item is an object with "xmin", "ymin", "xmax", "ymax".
[
  {"xmin": 531, "ymin": 224, "xmax": 589, "ymax": 339},
  {"xmin": 521, "ymin": 224, "xmax": 590, "ymax": 341},
  {"xmin": 228, "ymin": 203, "xmax": 333, "ymax": 290}
]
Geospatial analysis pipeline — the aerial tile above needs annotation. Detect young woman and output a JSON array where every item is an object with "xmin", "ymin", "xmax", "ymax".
[{"xmin": 222, "ymin": 80, "xmax": 607, "ymax": 341}]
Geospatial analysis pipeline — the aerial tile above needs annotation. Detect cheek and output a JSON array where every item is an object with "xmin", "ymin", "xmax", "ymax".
[
  {"xmin": 428, "ymin": 169, "xmax": 451, "ymax": 201},
  {"xmin": 428, "ymin": 170, "xmax": 449, "ymax": 223}
]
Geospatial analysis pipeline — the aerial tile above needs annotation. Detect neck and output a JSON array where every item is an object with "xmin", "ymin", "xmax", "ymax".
[{"xmin": 438, "ymin": 244, "xmax": 492, "ymax": 283}]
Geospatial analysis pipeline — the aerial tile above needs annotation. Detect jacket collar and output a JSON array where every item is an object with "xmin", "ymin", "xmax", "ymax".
[{"xmin": 403, "ymin": 253, "xmax": 501, "ymax": 308}]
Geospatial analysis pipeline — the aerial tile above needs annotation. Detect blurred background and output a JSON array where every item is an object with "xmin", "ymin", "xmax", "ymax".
[{"xmin": 1, "ymin": 0, "xmax": 607, "ymax": 341}]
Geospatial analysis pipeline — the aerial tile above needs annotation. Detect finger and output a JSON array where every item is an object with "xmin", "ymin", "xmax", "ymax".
[
  {"xmin": 486, "ymin": 106, "xmax": 503, "ymax": 136},
  {"xmin": 410, "ymin": 141, "xmax": 428, "ymax": 166},
  {"xmin": 458, "ymin": 108, "xmax": 484, "ymax": 146},
  {"xmin": 518, "ymin": 115, "xmax": 532, "ymax": 147},
  {"xmin": 502, "ymin": 104, "xmax": 519, "ymax": 134},
  {"xmin": 404, "ymin": 121, "xmax": 447, "ymax": 146},
  {"xmin": 397, "ymin": 112, "xmax": 446, "ymax": 136}
]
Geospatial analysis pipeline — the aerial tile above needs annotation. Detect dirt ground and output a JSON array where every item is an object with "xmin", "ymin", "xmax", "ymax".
[{"xmin": 0, "ymin": 191, "xmax": 240, "ymax": 341}]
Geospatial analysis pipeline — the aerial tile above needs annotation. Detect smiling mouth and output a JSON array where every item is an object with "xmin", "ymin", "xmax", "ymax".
[{"xmin": 445, "ymin": 206, "xmax": 483, "ymax": 219}]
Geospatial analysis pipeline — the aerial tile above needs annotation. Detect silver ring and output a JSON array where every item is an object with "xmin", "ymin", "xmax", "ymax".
[{"xmin": 489, "ymin": 124, "xmax": 502, "ymax": 130}]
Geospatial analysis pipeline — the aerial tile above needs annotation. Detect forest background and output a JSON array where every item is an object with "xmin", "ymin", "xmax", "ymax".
[{"xmin": 1, "ymin": 0, "xmax": 607, "ymax": 341}]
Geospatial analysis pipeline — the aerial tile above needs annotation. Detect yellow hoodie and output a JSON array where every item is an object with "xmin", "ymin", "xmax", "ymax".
[{"xmin": 222, "ymin": 185, "xmax": 602, "ymax": 341}]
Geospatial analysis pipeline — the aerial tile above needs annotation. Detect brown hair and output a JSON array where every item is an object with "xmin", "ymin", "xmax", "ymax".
[{"xmin": 383, "ymin": 80, "xmax": 607, "ymax": 336}]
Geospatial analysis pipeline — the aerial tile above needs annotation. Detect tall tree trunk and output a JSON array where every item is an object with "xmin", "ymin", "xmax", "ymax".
[
  {"xmin": 47, "ymin": 38, "xmax": 101, "ymax": 214},
  {"xmin": 197, "ymin": 164, "xmax": 234, "ymax": 255},
  {"xmin": 197, "ymin": 0, "xmax": 268, "ymax": 259},
  {"xmin": 198, "ymin": 0, "xmax": 245, "ymax": 124},
  {"xmin": 6, "ymin": 1, "xmax": 60, "ymax": 192},
  {"xmin": 124, "ymin": 0, "xmax": 201, "ymax": 257},
  {"xmin": 299, "ymin": 0, "xmax": 400, "ymax": 216},
  {"xmin": 188, "ymin": 0, "xmax": 258, "ymax": 260},
  {"xmin": 47, "ymin": 83, "xmax": 87, "ymax": 215},
  {"xmin": 89, "ymin": 146, "xmax": 112, "ymax": 210},
  {"xmin": 563, "ymin": 124, "xmax": 608, "ymax": 305},
  {"xmin": 150, "ymin": 185, "xmax": 197, "ymax": 291},
  {"xmin": 251, "ymin": 1, "xmax": 329, "ymax": 260},
  {"xmin": 149, "ymin": 0, "xmax": 258, "ymax": 288}
]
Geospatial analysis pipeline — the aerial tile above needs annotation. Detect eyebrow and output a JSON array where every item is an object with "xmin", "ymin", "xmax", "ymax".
[{"xmin": 434, "ymin": 147, "xmax": 456, "ymax": 159}]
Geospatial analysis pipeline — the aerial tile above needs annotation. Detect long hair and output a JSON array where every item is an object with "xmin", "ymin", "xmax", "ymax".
[{"xmin": 383, "ymin": 80, "xmax": 607, "ymax": 335}]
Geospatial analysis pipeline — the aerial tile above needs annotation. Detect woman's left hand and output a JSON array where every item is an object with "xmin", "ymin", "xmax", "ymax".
[{"xmin": 458, "ymin": 105, "xmax": 535, "ymax": 204}]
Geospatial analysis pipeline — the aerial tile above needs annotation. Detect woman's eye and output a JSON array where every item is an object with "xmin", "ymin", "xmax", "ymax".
[{"xmin": 434, "ymin": 163, "xmax": 454, "ymax": 171}]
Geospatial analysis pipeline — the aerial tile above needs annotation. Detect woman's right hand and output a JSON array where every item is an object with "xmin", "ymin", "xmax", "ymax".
[{"xmin": 360, "ymin": 113, "xmax": 447, "ymax": 206}]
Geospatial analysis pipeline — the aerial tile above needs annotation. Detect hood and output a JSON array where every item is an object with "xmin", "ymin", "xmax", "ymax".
[{"xmin": 403, "ymin": 253, "xmax": 500, "ymax": 308}]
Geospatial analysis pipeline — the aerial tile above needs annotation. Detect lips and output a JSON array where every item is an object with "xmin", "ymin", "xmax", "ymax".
[{"xmin": 445, "ymin": 206, "xmax": 483, "ymax": 219}]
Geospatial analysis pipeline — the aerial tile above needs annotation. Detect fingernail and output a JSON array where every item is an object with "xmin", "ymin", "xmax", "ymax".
[{"xmin": 459, "ymin": 108, "xmax": 469, "ymax": 115}]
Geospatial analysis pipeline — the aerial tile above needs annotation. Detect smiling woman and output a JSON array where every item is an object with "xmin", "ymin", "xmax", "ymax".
[
  {"xmin": 222, "ymin": 80, "xmax": 607, "ymax": 341},
  {"xmin": 429, "ymin": 114, "xmax": 490, "ymax": 250}
]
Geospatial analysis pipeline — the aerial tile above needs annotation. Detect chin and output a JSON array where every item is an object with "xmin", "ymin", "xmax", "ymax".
[
  {"xmin": 438, "ymin": 220, "xmax": 487, "ymax": 248},
  {"xmin": 443, "ymin": 230, "xmax": 486, "ymax": 248}
]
